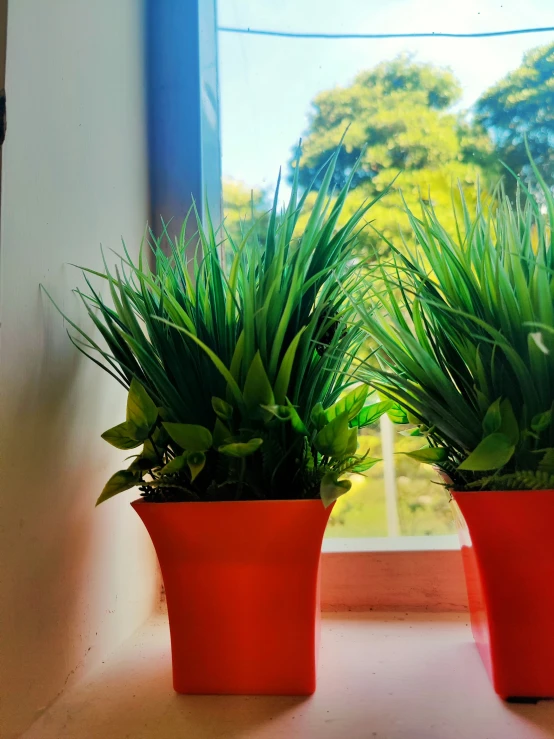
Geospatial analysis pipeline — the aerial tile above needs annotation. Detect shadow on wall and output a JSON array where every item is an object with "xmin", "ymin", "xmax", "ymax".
[
  {"xmin": 0, "ymin": 306, "xmax": 159, "ymax": 739},
  {"xmin": 0, "ymin": 337, "xmax": 88, "ymax": 729},
  {"xmin": 0, "ymin": 2, "xmax": 160, "ymax": 736}
]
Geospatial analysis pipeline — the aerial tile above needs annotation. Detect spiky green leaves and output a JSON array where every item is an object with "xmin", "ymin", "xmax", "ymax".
[
  {"xmin": 243, "ymin": 352, "xmax": 275, "ymax": 421},
  {"xmin": 51, "ymin": 144, "xmax": 391, "ymax": 505},
  {"xmin": 352, "ymin": 158, "xmax": 554, "ymax": 491}
]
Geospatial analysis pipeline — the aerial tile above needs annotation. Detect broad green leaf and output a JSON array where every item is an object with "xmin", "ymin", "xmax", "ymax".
[
  {"xmin": 314, "ymin": 412, "xmax": 351, "ymax": 458},
  {"xmin": 320, "ymin": 472, "xmax": 352, "ymax": 508},
  {"xmin": 285, "ymin": 399, "xmax": 309, "ymax": 435},
  {"xmin": 261, "ymin": 404, "xmax": 291, "ymax": 421},
  {"xmin": 160, "ymin": 454, "xmax": 187, "ymax": 474},
  {"xmin": 158, "ymin": 322, "xmax": 246, "ymax": 411},
  {"xmin": 128, "ymin": 456, "xmax": 155, "ymax": 472},
  {"xmin": 219, "ymin": 438, "xmax": 264, "ymax": 457},
  {"xmin": 212, "ymin": 397, "xmax": 233, "ymax": 422},
  {"xmin": 142, "ymin": 439, "xmax": 160, "ymax": 461},
  {"xmin": 96, "ymin": 469, "xmax": 141, "ymax": 506},
  {"xmin": 387, "ymin": 403, "xmax": 409, "ymax": 425},
  {"xmin": 499, "ymin": 399, "xmax": 519, "ymax": 445},
  {"xmin": 310, "ymin": 402, "xmax": 327, "ymax": 431},
  {"xmin": 151, "ymin": 425, "xmax": 169, "ymax": 449},
  {"xmin": 213, "ymin": 418, "xmax": 233, "ymax": 448},
  {"xmin": 163, "ymin": 423, "xmax": 213, "ymax": 452},
  {"xmin": 263, "ymin": 401, "xmax": 308, "ymax": 434},
  {"xmin": 126, "ymin": 378, "xmax": 158, "ymax": 432},
  {"xmin": 129, "ymin": 440, "xmax": 159, "ymax": 471},
  {"xmin": 531, "ymin": 410, "xmax": 552, "ymax": 433},
  {"xmin": 243, "ymin": 351, "xmax": 275, "ymax": 419},
  {"xmin": 458, "ymin": 433, "xmax": 515, "ymax": 471},
  {"xmin": 405, "ymin": 447, "xmax": 448, "ymax": 464},
  {"xmin": 482, "ymin": 398, "xmax": 502, "ymax": 436},
  {"xmin": 187, "ymin": 451, "xmax": 206, "ymax": 481},
  {"xmin": 351, "ymin": 400, "xmax": 393, "ymax": 428},
  {"xmin": 101, "ymin": 421, "xmax": 144, "ymax": 450},
  {"xmin": 345, "ymin": 427, "xmax": 358, "ymax": 456},
  {"xmin": 326, "ymin": 385, "xmax": 369, "ymax": 423},
  {"xmin": 352, "ymin": 457, "xmax": 381, "ymax": 473}
]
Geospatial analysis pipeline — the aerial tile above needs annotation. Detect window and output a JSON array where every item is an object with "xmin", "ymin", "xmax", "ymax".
[{"xmin": 216, "ymin": 0, "xmax": 554, "ymax": 539}]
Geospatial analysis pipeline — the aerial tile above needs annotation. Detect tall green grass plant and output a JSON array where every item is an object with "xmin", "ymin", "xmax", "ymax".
[
  {"xmin": 353, "ymin": 159, "xmax": 554, "ymax": 491},
  {"xmin": 47, "ymin": 147, "xmax": 392, "ymax": 506}
]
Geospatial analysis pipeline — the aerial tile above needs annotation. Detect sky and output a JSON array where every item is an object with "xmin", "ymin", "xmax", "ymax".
[{"xmin": 216, "ymin": 0, "xmax": 554, "ymax": 193}]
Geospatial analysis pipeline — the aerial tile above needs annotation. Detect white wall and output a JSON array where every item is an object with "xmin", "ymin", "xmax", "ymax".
[{"xmin": 0, "ymin": 3, "xmax": 160, "ymax": 737}]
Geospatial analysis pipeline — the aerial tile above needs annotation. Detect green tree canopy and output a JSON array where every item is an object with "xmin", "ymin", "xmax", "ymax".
[
  {"xmin": 291, "ymin": 54, "xmax": 494, "ymax": 249},
  {"xmin": 294, "ymin": 54, "xmax": 492, "ymax": 191},
  {"xmin": 475, "ymin": 41, "xmax": 554, "ymax": 194},
  {"xmin": 222, "ymin": 178, "xmax": 269, "ymax": 246}
]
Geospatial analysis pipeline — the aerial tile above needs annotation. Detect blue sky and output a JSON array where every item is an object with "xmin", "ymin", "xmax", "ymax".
[{"xmin": 217, "ymin": 0, "xmax": 554, "ymax": 191}]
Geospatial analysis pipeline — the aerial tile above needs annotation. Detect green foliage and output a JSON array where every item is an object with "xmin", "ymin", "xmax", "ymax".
[
  {"xmin": 405, "ymin": 447, "xmax": 448, "ymax": 465},
  {"xmin": 353, "ymin": 154, "xmax": 554, "ymax": 492},
  {"xmin": 296, "ymin": 55, "xmax": 467, "ymax": 188},
  {"xmin": 96, "ymin": 469, "xmax": 141, "ymax": 506},
  {"xmin": 291, "ymin": 54, "xmax": 495, "ymax": 255},
  {"xmin": 163, "ymin": 423, "xmax": 213, "ymax": 452},
  {"xmin": 222, "ymin": 178, "xmax": 269, "ymax": 248},
  {"xmin": 457, "ymin": 433, "xmax": 516, "ymax": 472},
  {"xmin": 48, "ymin": 147, "xmax": 390, "ymax": 505},
  {"xmin": 475, "ymin": 41, "xmax": 554, "ymax": 198},
  {"xmin": 464, "ymin": 471, "xmax": 554, "ymax": 492}
]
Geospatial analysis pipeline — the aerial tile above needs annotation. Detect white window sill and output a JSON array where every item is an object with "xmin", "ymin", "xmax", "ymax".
[{"xmin": 24, "ymin": 612, "xmax": 554, "ymax": 739}]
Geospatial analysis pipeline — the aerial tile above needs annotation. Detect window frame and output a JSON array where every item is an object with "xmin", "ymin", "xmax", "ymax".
[{"xmin": 145, "ymin": 0, "xmax": 222, "ymax": 240}]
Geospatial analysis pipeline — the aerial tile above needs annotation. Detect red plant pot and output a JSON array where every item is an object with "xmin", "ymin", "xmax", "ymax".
[
  {"xmin": 132, "ymin": 498, "xmax": 332, "ymax": 695},
  {"xmin": 452, "ymin": 489, "xmax": 554, "ymax": 699}
]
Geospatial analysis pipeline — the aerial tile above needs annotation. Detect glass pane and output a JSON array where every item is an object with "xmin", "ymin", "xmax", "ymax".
[{"xmin": 217, "ymin": 0, "xmax": 554, "ymax": 536}]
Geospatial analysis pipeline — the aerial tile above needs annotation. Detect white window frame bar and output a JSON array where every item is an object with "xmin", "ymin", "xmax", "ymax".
[{"xmin": 380, "ymin": 414, "xmax": 401, "ymax": 537}]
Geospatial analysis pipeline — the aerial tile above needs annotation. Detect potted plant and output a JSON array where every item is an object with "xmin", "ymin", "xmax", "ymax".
[
  {"xmin": 46, "ymin": 147, "xmax": 390, "ymax": 695},
  {"xmin": 352, "ymin": 159, "xmax": 554, "ymax": 700}
]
